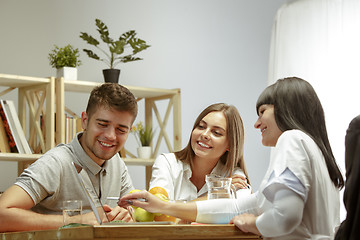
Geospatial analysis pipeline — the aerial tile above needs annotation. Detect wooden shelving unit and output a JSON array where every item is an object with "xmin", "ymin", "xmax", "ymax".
[
  {"xmin": 0, "ymin": 74, "xmax": 55, "ymax": 174},
  {"xmin": 0, "ymin": 74, "xmax": 181, "ymax": 188}
]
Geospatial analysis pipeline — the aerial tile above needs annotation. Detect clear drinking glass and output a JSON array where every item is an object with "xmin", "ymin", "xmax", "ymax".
[{"xmin": 63, "ymin": 200, "xmax": 82, "ymax": 225}]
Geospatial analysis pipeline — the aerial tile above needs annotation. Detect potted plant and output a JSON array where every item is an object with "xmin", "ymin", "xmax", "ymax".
[
  {"xmin": 131, "ymin": 121, "xmax": 153, "ymax": 159},
  {"xmin": 48, "ymin": 44, "xmax": 82, "ymax": 80},
  {"xmin": 80, "ymin": 18, "xmax": 150, "ymax": 83}
]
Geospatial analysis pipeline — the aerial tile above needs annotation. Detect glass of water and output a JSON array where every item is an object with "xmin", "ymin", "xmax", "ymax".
[{"xmin": 63, "ymin": 200, "xmax": 82, "ymax": 225}]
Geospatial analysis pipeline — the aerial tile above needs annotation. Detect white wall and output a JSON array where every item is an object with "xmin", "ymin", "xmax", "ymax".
[{"xmin": 0, "ymin": 0, "xmax": 289, "ymax": 191}]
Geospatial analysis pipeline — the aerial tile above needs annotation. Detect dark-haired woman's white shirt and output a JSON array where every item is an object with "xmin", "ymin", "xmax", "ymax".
[
  {"xmin": 149, "ymin": 153, "xmax": 251, "ymax": 201},
  {"xmin": 196, "ymin": 130, "xmax": 340, "ymax": 240}
]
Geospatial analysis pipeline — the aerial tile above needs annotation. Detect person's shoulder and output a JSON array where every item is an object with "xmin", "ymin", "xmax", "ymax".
[
  {"xmin": 46, "ymin": 143, "xmax": 74, "ymax": 154},
  {"xmin": 154, "ymin": 153, "xmax": 185, "ymax": 168},
  {"xmin": 279, "ymin": 129, "xmax": 312, "ymax": 142},
  {"xmin": 36, "ymin": 144, "xmax": 71, "ymax": 161},
  {"xmin": 156, "ymin": 153, "xmax": 177, "ymax": 162},
  {"xmin": 29, "ymin": 144, "xmax": 77, "ymax": 171},
  {"xmin": 277, "ymin": 129, "xmax": 317, "ymax": 150}
]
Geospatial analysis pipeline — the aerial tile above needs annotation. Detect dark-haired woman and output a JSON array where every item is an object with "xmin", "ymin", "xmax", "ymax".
[{"xmin": 119, "ymin": 77, "xmax": 344, "ymax": 239}]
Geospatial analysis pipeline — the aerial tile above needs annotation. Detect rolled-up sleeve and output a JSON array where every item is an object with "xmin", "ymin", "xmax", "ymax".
[{"xmin": 196, "ymin": 192, "xmax": 260, "ymax": 224}]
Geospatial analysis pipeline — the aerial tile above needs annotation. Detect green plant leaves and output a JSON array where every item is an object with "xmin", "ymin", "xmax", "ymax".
[
  {"xmin": 131, "ymin": 122, "xmax": 153, "ymax": 147},
  {"xmin": 83, "ymin": 49, "xmax": 100, "ymax": 60},
  {"xmin": 79, "ymin": 18, "xmax": 150, "ymax": 69},
  {"xmin": 139, "ymin": 125, "xmax": 153, "ymax": 146},
  {"xmin": 110, "ymin": 40, "xmax": 126, "ymax": 55},
  {"xmin": 96, "ymin": 19, "xmax": 113, "ymax": 44},
  {"xmin": 129, "ymin": 38, "xmax": 150, "ymax": 54},
  {"xmin": 120, "ymin": 30, "xmax": 136, "ymax": 42},
  {"xmin": 121, "ymin": 55, "xmax": 142, "ymax": 63},
  {"xmin": 79, "ymin": 32, "xmax": 100, "ymax": 46},
  {"xmin": 48, "ymin": 44, "xmax": 82, "ymax": 69}
]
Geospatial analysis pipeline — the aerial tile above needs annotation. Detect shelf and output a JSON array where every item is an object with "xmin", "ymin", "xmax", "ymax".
[
  {"xmin": 0, "ymin": 74, "xmax": 50, "ymax": 88},
  {"xmin": 123, "ymin": 158, "xmax": 155, "ymax": 166},
  {"xmin": 0, "ymin": 153, "xmax": 42, "ymax": 162},
  {"xmin": 62, "ymin": 80, "xmax": 180, "ymax": 99},
  {"xmin": 0, "ymin": 153, "xmax": 154, "ymax": 166}
]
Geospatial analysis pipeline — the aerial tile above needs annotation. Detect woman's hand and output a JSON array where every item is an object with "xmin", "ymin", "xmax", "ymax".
[
  {"xmin": 118, "ymin": 190, "xmax": 167, "ymax": 214},
  {"xmin": 230, "ymin": 174, "xmax": 250, "ymax": 190},
  {"xmin": 229, "ymin": 213, "xmax": 260, "ymax": 236}
]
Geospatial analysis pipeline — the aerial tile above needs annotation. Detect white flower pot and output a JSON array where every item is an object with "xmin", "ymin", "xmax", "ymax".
[
  {"xmin": 57, "ymin": 67, "xmax": 77, "ymax": 80},
  {"xmin": 137, "ymin": 146, "xmax": 152, "ymax": 159}
]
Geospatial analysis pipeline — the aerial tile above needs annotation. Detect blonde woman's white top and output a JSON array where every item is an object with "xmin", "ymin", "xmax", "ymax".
[{"xmin": 149, "ymin": 153, "xmax": 251, "ymax": 201}]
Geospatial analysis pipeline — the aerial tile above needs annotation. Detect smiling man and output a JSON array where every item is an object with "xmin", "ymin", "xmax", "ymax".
[{"xmin": 0, "ymin": 83, "xmax": 138, "ymax": 232}]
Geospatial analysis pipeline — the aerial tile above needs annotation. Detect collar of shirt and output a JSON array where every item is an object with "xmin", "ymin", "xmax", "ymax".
[{"xmin": 183, "ymin": 159, "xmax": 228, "ymax": 197}]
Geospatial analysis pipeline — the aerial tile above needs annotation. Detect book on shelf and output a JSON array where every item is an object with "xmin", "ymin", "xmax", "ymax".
[
  {"xmin": 0, "ymin": 100, "xmax": 32, "ymax": 154},
  {"xmin": 0, "ymin": 114, "xmax": 11, "ymax": 152},
  {"xmin": 0, "ymin": 100, "xmax": 18, "ymax": 153},
  {"xmin": 65, "ymin": 115, "xmax": 83, "ymax": 144}
]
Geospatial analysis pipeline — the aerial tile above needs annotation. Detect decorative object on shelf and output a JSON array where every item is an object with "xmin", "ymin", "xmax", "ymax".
[
  {"xmin": 102, "ymin": 69, "xmax": 120, "ymax": 83},
  {"xmin": 131, "ymin": 121, "xmax": 153, "ymax": 159},
  {"xmin": 137, "ymin": 146, "xmax": 152, "ymax": 159},
  {"xmin": 80, "ymin": 18, "xmax": 150, "ymax": 83},
  {"xmin": 48, "ymin": 44, "xmax": 82, "ymax": 81}
]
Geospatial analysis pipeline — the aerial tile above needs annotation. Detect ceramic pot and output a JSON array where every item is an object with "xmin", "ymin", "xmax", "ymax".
[
  {"xmin": 57, "ymin": 67, "xmax": 77, "ymax": 80},
  {"xmin": 137, "ymin": 146, "xmax": 152, "ymax": 159}
]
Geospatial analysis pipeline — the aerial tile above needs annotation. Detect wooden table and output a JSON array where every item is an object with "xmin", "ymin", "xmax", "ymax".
[{"xmin": 0, "ymin": 224, "xmax": 262, "ymax": 240}]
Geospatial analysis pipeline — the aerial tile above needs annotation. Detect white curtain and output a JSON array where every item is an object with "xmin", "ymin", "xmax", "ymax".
[{"xmin": 268, "ymin": 0, "xmax": 360, "ymax": 220}]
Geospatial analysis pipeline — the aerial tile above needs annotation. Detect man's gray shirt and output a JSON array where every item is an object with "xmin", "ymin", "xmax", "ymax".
[{"xmin": 15, "ymin": 132, "xmax": 134, "ymax": 214}]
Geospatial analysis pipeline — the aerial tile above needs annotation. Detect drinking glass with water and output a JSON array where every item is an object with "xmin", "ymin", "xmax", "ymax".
[{"xmin": 63, "ymin": 200, "xmax": 82, "ymax": 225}]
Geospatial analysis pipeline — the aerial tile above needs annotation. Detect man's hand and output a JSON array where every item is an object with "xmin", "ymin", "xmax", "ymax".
[{"xmin": 103, "ymin": 204, "xmax": 133, "ymax": 222}]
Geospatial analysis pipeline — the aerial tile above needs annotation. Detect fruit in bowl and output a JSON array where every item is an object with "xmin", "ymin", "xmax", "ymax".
[
  {"xmin": 130, "ymin": 186, "xmax": 177, "ymax": 223},
  {"xmin": 149, "ymin": 186, "xmax": 169, "ymax": 198},
  {"xmin": 154, "ymin": 213, "xmax": 177, "ymax": 223},
  {"xmin": 149, "ymin": 187, "xmax": 177, "ymax": 223},
  {"xmin": 133, "ymin": 207, "xmax": 155, "ymax": 222}
]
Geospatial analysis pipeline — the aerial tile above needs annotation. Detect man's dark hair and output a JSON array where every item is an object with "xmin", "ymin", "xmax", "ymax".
[{"xmin": 86, "ymin": 83, "xmax": 138, "ymax": 121}]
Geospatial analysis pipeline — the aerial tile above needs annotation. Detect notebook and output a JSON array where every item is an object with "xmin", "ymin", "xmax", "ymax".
[{"xmin": 71, "ymin": 162, "xmax": 172, "ymax": 225}]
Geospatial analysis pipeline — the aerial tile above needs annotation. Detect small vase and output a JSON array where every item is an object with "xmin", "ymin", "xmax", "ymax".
[
  {"xmin": 137, "ymin": 146, "xmax": 152, "ymax": 159},
  {"xmin": 57, "ymin": 67, "xmax": 77, "ymax": 80},
  {"xmin": 103, "ymin": 69, "xmax": 120, "ymax": 83}
]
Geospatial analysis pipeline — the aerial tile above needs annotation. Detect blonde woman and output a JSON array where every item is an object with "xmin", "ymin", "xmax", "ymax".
[{"xmin": 149, "ymin": 103, "xmax": 251, "ymax": 201}]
